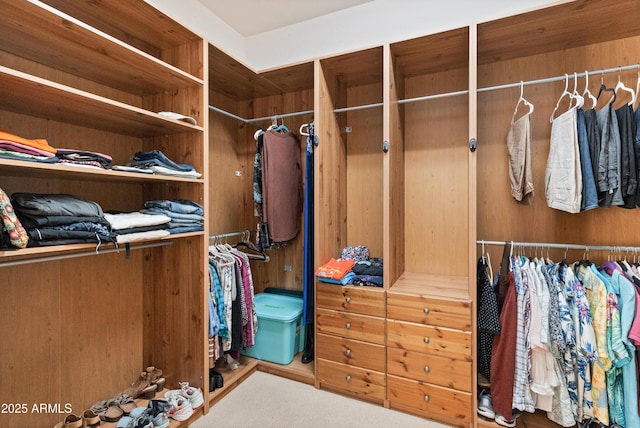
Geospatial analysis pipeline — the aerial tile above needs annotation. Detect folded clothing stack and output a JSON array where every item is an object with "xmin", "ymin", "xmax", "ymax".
[
  {"xmin": 104, "ymin": 211, "xmax": 170, "ymax": 243},
  {"xmin": 351, "ymin": 257, "xmax": 384, "ymax": 287},
  {"xmin": 315, "ymin": 258, "xmax": 355, "ymax": 285},
  {"xmin": 122, "ymin": 150, "xmax": 201, "ymax": 178},
  {"xmin": 56, "ymin": 148, "xmax": 112, "ymax": 169},
  {"xmin": 12, "ymin": 193, "xmax": 114, "ymax": 247},
  {"xmin": 141, "ymin": 199, "xmax": 204, "ymax": 234},
  {"xmin": 0, "ymin": 129, "xmax": 58, "ymax": 163}
]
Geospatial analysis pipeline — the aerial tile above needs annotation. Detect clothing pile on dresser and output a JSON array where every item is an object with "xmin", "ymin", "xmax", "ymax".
[{"xmin": 315, "ymin": 245, "xmax": 384, "ymax": 287}]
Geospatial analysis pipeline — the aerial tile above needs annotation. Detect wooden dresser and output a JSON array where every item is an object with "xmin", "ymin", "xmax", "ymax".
[
  {"xmin": 315, "ymin": 282, "xmax": 387, "ymax": 404},
  {"xmin": 386, "ymin": 277, "xmax": 473, "ymax": 427}
]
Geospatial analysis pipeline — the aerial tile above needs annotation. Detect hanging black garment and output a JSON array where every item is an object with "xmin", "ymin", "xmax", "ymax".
[
  {"xmin": 616, "ymin": 103, "xmax": 637, "ymax": 208},
  {"xmin": 477, "ymin": 257, "xmax": 501, "ymax": 382}
]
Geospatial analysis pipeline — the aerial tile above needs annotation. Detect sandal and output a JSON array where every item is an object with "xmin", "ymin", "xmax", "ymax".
[
  {"xmin": 145, "ymin": 366, "xmax": 166, "ymax": 391},
  {"xmin": 82, "ymin": 409, "xmax": 101, "ymax": 427},
  {"xmin": 123, "ymin": 372, "xmax": 157, "ymax": 399},
  {"xmin": 112, "ymin": 393, "xmax": 137, "ymax": 415},
  {"xmin": 102, "ymin": 401, "xmax": 125, "ymax": 423}
]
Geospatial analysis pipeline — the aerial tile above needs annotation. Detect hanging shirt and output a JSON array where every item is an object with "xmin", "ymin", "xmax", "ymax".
[
  {"xmin": 576, "ymin": 264, "xmax": 611, "ymax": 426},
  {"xmin": 477, "ymin": 257, "xmax": 501, "ymax": 382}
]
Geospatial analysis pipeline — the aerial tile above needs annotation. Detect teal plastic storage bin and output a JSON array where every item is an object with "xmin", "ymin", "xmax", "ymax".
[{"xmin": 241, "ymin": 293, "xmax": 305, "ymax": 364}]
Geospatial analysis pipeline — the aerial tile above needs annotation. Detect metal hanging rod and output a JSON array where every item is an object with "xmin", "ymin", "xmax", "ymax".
[
  {"xmin": 247, "ymin": 109, "xmax": 314, "ymax": 124},
  {"xmin": 0, "ymin": 241, "xmax": 172, "ymax": 268},
  {"xmin": 334, "ymin": 102, "xmax": 383, "ymax": 113},
  {"xmin": 398, "ymin": 63, "xmax": 640, "ymax": 105},
  {"xmin": 209, "ymin": 230, "xmax": 250, "ymax": 241},
  {"xmin": 208, "ymin": 105, "xmax": 313, "ymax": 125},
  {"xmin": 398, "ymin": 89, "xmax": 470, "ymax": 105},
  {"xmin": 477, "ymin": 240, "xmax": 640, "ymax": 253}
]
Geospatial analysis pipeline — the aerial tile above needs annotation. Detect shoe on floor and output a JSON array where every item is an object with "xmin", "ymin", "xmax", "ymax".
[
  {"xmin": 166, "ymin": 395, "xmax": 193, "ymax": 422},
  {"xmin": 477, "ymin": 389, "xmax": 495, "ymax": 419},
  {"xmin": 494, "ymin": 410, "xmax": 521, "ymax": 428},
  {"xmin": 178, "ymin": 382, "xmax": 204, "ymax": 409}
]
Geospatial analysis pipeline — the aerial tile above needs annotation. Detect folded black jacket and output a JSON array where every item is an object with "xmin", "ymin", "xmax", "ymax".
[
  {"xmin": 12, "ymin": 193, "xmax": 104, "ymax": 217},
  {"xmin": 17, "ymin": 214, "xmax": 110, "ymax": 229}
]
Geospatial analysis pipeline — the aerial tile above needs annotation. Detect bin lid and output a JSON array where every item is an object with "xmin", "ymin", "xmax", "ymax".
[{"xmin": 254, "ymin": 293, "xmax": 302, "ymax": 322}]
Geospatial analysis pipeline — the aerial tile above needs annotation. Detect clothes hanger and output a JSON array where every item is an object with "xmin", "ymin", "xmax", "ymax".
[
  {"xmin": 550, "ymin": 74, "xmax": 573, "ymax": 122},
  {"xmin": 570, "ymin": 72, "xmax": 584, "ymax": 109},
  {"xmin": 299, "ymin": 123, "xmax": 313, "ymax": 136},
  {"xmin": 232, "ymin": 231, "xmax": 270, "ymax": 262},
  {"xmin": 582, "ymin": 70, "xmax": 598, "ymax": 110},
  {"xmin": 596, "ymin": 72, "xmax": 616, "ymax": 106},
  {"xmin": 511, "ymin": 81, "xmax": 534, "ymax": 124},
  {"xmin": 274, "ymin": 116, "xmax": 290, "ymax": 133},
  {"xmin": 614, "ymin": 67, "xmax": 636, "ymax": 106}
]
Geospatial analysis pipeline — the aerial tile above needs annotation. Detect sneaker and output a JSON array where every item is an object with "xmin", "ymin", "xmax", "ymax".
[
  {"xmin": 494, "ymin": 410, "xmax": 521, "ymax": 428},
  {"xmin": 178, "ymin": 382, "xmax": 204, "ymax": 409},
  {"xmin": 151, "ymin": 412, "xmax": 169, "ymax": 428},
  {"xmin": 166, "ymin": 396, "xmax": 193, "ymax": 422},
  {"xmin": 477, "ymin": 389, "xmax": 495, "ymax": 419}
]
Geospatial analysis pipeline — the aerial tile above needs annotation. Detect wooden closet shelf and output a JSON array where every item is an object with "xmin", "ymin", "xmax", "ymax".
[
  {"xmin": 0, "ymin": 159, "xmax": 204, "ymax": 185},
  {"xmin": 0, "ymin": 67, "xmax": 204, "ymax": 137},
  {"xmin": 0, "ymin": 0, "xmax": 202, "ymax": 95},
  {"xmin": 0, "ymin": 233, "xmax": 203, "ymax": 266},
  {"xmin": 390, "ymin": 272, "xmax": 470, "ymax": 301}
]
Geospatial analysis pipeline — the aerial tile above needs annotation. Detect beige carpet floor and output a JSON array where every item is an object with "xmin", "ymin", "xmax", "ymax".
[{"xmin": 192, "ymin": 371, "xmax": 452, "ymax": 428}]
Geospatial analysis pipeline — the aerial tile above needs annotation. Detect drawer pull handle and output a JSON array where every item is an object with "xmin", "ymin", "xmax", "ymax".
[
  {"xmin": 423, "ymin": 307, "xmax": 430, "ymax": 314},
  {"xmin": 345, "ymin": 297, "xmax": 351, "ymax": 303},
  {"xmin": 345, "ymin": 323, "xmax": 351, "ymax": 330},
  {"xmin": 345, "ymin": 349, "xmax": 352, "ymax": 357},
  {"xmin": 346, "ymin": 375, "xmax": 351, "ymax": 382},
  {"xmin": 424, "ymin": 366, "xmax": 430, "ymax": 373},
  {"xmin": 423, "ymin": 337, "xmax": 430, "ymax": 344},
  {"xmin": 424, "ymin": 395, "xmax": 430, "ymax": 403}
]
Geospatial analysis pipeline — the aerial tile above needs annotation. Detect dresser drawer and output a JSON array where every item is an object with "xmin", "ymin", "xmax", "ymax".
[
  {"xmin": 387, "ymin": 292, "xmax": 471, "ymax": 330},
  {"xmin": 316, "ymin": 282, "xmax": 385, "ymax": 316},
  {"xmin": 317, "ymin": 358, "xmax": 386, "ymax": 401},
  {"xmin": 387, "ymin": 319, "xmax": 471, "ymax": 359},
  {"xmin": 317, "ymin": 333, "xmax": 386, "ymax": 372},
  {"xmin": 387, "ymin": 375, "xmax": 472, "ymax": 427},
  {"xmin": 387, "ymin": 347, "xmax": 472, "ymax": 392},
  {"xmin": 317, "ymin": 308, "xmax": 385, "ymax": 344}
]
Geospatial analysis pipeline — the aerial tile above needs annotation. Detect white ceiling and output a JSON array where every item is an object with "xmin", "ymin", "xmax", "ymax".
[{"xmin": 195, "ymin": 0, "xmax": 374, "ymax": 37}]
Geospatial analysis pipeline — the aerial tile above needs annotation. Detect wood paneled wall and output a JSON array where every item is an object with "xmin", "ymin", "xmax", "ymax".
[{"xmin": 477, "ymin": 35, "xmax": 640, "ymax": 269}]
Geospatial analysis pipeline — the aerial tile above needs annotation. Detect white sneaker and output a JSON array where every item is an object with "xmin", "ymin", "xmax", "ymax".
[
  {"xmin": 179, "ymin": 382, "xmax": 204, "ymax": 409},
  {"xmin": 477, "ymin": 389, "xmax": 495, "ymax": 419},
  {"xmin": 166, "ymin": 395, "xmax": 193, "ymax": 422},
  {"xmin": 494, "ymin": 411, "xmax": 520, "ymax": 428}
]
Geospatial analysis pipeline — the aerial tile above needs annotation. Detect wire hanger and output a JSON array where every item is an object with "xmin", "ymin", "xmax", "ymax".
[
  {"xmin": 550, "ymin": 74, "xmax": 573, "ymax": 122},
  {"xmin": 511, "ymin": 81, "xmax": 534, "ymax": 124},
  {"xmin": 614, "ymin": 67, "xmax": 636, "ymax": 106},
  {"xmin": 582, "ymin": 70, "xmax": 598, "ymax": 110}
]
